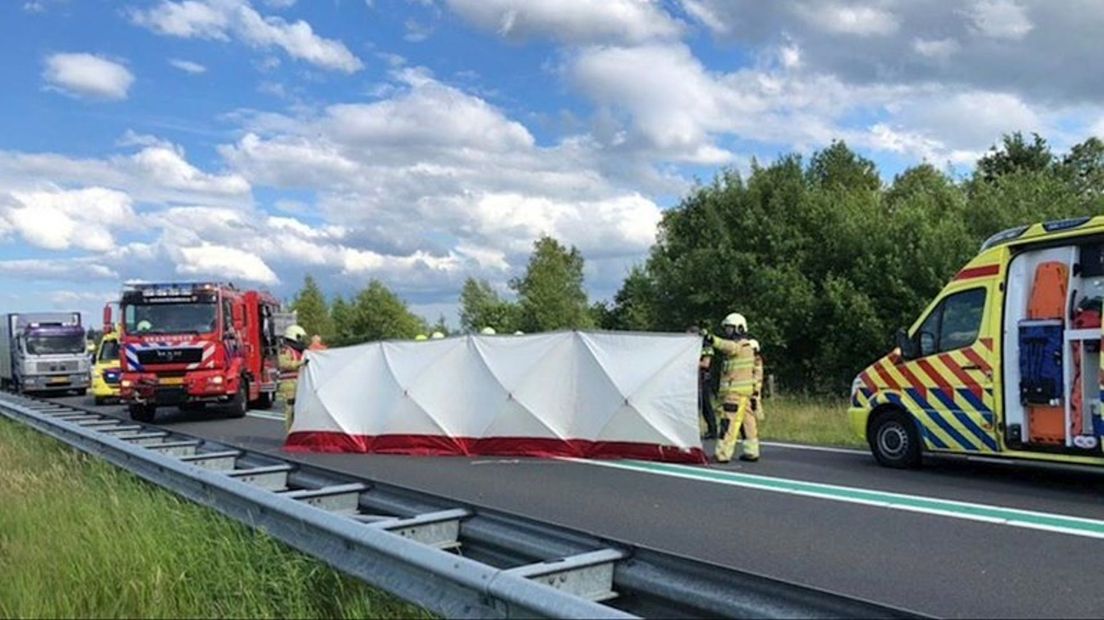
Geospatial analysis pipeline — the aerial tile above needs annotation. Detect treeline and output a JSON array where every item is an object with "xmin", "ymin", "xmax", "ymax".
[
  {"xmin": 289, "ymin": 236, "xmax": 596, "ymax": 345},
  {"xmin": 291, "ymin": 133, "xmax": 1104, "ymax": 393}
]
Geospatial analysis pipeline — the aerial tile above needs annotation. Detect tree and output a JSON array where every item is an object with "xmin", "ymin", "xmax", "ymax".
[
  {"xmin": 974, "ymin": 132, "xmax": 1053, "ymax": 184},
  {"xmin": 343, "ymin": 280, "xmax": 426, "ymax": 343},
  {"xmin": 430, "ymin": 314, "xmax": 451, "ymax": 336},
  {"xmin": 330, "ymin": 295, "xmax": 352, "ymax": 346},
  {"xmin": 510, "ymin": 236, "xmax": 593, "ymax": 332},
  {"xmin": 604, "ymin": 265, "xmax": 659, "ymax": 331},
  {"xmin": 458, "ymin": 278, "xmax": 517, "ymax": 333},
  {"xmin": 290, "ymin": 275, "xmax": 333, "ymax": 342},
  {"xmin": 1058, "ymin": 137, "xmax": 1104, "ymax": 200}
]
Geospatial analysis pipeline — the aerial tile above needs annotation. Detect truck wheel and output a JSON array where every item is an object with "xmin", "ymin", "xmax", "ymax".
[
  {"xmin": 129, "ymin": 404, "xmax": 156, "ymax": 423},
  {"xmin": 252, "ymin": 390, "xmax": 274, "ymax": 410},
  {"xmin": 869, "ymin": 409, "xmax": 922, "ymax": 469},
  {"xmin": 228, "ymin": 381, "xmax": 248, "ymax": 418}
]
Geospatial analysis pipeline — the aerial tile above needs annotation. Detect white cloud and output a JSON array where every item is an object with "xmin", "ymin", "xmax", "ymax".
[
  {"xmin": 446, "ymin": 0, "xmax": 682, "ymax": 43},
  {"xmin": 913, "ymin": 37, "xmax": 960, "ymax": 60},
  {"xmin": 264, "ymin": 0, "xmax": 295, "ymax": 7},
  {"xmin": 1, "ymin": 188, "xmax": 134, "ymax": 252},
  {"xmin": 132, "ymin": 0, "xmax": 363, "ymax": 73},
  {"xmin": 169, "ymin": 58, "xmax": 207, "ymax": 74},
  {"xmin": 43, "ymin": 53, "xmax": 134, "ymax": 101},
  {"xmin": 965, "ymin": 0, "xmax": 1033, "ymax": 40},
  {"xmin": 0, "ymin": 138, "xmax": 251, "ymax": 208},
  {"xmin": 176, "ymin": 244, "xmax": 279, "ymax": 284},
  {"xmin": 796, "ymin": 2, "xmax": 900, "ymax": 36}
]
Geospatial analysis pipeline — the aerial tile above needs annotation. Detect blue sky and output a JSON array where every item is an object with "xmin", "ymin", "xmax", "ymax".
[{"xmin": 1, "ymin": 0, "xmax": 1102, "ymax": 327}]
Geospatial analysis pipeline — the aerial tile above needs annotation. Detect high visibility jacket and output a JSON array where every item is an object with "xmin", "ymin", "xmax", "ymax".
[
  {"xmin": 278, "ymin": 345, "xmax": 304, "ymax": 401},
  {"xmin": 712, "ymin": 337, "xmax": 762, "ymax": 398}
]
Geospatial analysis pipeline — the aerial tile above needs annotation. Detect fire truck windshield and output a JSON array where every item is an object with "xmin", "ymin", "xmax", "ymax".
[
  {"xmin": 24, "ymin": 334, "xmax": 86, "ymax": 355},
  {"xmin": 124, "ymin": 302, "xmax": 217, "ymax": 335}
]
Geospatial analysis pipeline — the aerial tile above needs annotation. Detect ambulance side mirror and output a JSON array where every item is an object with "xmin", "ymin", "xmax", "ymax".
[{"xmin": 895, "ymin": 328, "xmax": 918, "ymax": 360}]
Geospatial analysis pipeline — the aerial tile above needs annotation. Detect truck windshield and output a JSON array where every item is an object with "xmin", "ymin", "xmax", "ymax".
[
  {"xmin": 24, "ymin": 334, "xmax": 86, "ymax": 355},
  {"xmin": 124, "ymin": 303, "xmax": 217, "ymax": 335},
  {"xmin": 98, "ymin": 340, "xmax": 120, "ymax": 362}
]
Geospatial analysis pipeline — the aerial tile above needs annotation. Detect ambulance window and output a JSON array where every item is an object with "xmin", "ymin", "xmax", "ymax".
[{"xmin": 917, "ymin": 288, "xmax": 986, "ymax": 356}]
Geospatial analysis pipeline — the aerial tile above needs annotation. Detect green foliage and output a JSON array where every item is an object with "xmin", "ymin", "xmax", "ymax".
[
  {"xmin": 458, "ymin": 277, "xmax": 518, "ymax": 333},
  {"xmin": 330, "ymin": 295, "xmax": 352, "ymax": 346},
  {"xmin": 510, "ymin": 236, "xmax": 594, "ymax": 332},
  {"xmin": 615, "ymin": 136, "xmax": 1104, "ymax": 393},
  {"xmin": 342, "ymin": 280, "xmax": 427, "ymax": 343},
  {"xmin": 0, "ymin": 419, "xmax": 427, "ymax": 618},
  {"xmin": 291, "ymin": 275, "xmax": 333, "ymax": 342}
]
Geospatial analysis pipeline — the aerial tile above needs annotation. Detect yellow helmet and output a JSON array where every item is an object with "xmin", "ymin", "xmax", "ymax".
[
  {"xmin": 415, "ymin": 334, "xmax": 428, "ymax": 341},
  {"xmin": 480, "ymin": 327, "xmax": 496, "ymax": 335},
  {"xmin": 284, "ymin": 324, "xmax": 307, "ymax": 343},
  {"xmin": 722, "ymin": 313, "xmax": 747, "ymax": 333},
  {"xmin": 513, "ymin": 330, "xmax": 524, "ymax": 336},
  {"xmin": 136, "ymin": 320, "xmax": 152, "ymax": 332},
  {"xmin": 430, "ymin": 331, "xmax": 445, "ymax": 340}
]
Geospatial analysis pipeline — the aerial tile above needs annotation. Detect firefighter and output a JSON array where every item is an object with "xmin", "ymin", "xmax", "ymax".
[
  {"xmin": 688, "ymin": 326, "xmax": 717, "ymax": 440},
  {"xmin": 703, "ymin": 313, "xmax": 764, "ymax": 463},
  {"xmin": 308, "ymin": 334, "xmax": 327, "ymax": 351},
  {"xmin": 279, "ymin": 324, "xmax": 307, "ymax": 433}
]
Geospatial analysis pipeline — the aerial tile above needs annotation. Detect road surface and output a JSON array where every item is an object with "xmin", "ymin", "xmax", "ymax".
[{"xmin": 55, "ymin": 395, "xmax": 1104, "ymax": 618}]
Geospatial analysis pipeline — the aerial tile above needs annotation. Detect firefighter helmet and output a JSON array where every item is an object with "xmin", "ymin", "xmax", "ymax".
[
  {"xmin": 480, "ymin": 327, "xmax": 496, "ymax": 335},
  {"xmin": 136, "ymin": 320, "xmax": 152, "ymax": 332},
  {"xmin": 284, "ymin": 324, "xmax": 307, "ymax": 343},
  {"xmin": 722, "ymin": 313, "xmax": 748, "ymax": 333},
  {"xmin": 430, "ymin": 331, "xmax": 445, "ymax": 340},
  {"xmin": 415, "ymin": 334, "xmax": 428, "ymax": 341}
]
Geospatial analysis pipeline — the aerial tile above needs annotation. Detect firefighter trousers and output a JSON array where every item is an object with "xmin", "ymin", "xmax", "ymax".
[
  {"xmin": 715, "ymin": 394, "xmax": 759, "ymax": 462},
  {"xmin": 284, "ymin": 398, "xmax": 295, "ymax": 434}
]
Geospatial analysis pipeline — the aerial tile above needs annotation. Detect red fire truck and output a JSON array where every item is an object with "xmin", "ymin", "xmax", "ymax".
[{"xmin": 109, "ymin": 282, "xmax": 281, "ymax": 423}]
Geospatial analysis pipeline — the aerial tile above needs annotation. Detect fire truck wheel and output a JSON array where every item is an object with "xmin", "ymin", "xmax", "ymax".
[
  {"xmin": 253, "ymin": 391, "xmax": 274, "ymax": 410},
  {"xmin": 869, "ymin": 408, "xmax": 922, "ymax": 469},
  {"xmin": 129, "ymin": 404, "xmax": 156, "ymax": 423},
  {"xmin": 228, "ymin": 381, "xmax": 248, "ymax": 418}
]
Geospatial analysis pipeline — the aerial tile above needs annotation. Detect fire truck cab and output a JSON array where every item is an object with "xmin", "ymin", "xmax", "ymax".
[{"xmin": 113, "ymin": 282, "xmax": 281, "ymax": 423}]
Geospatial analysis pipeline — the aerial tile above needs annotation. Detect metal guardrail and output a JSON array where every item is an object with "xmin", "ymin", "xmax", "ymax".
[{"xmin": 0, "ymin": 393, "xmax": 926, "ymax": 619}]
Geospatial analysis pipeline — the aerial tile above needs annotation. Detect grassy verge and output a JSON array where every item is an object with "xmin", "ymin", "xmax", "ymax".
[
  {"xmin": 759, "ymin": 396, "xmax": 866, "ymax": 449},
  {"xmin": 0, "ymin": 417, "xmax": 430, "ymax": 619}
]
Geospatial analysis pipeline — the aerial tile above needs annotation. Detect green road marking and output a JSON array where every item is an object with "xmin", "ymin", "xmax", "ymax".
[{"xmin": 570, "ymin": 458, "xmax": 1104, "ymax": 540}]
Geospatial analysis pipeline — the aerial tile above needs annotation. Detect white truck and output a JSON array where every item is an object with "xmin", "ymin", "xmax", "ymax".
[{"xmin": 0, "ymin": 312, "xmax": 91, "ymax": 394}]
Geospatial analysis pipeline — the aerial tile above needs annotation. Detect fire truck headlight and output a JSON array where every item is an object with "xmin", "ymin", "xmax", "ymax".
[{"xmin": 210, "ymin": 376, "xmax": 223, "ymax": 385}]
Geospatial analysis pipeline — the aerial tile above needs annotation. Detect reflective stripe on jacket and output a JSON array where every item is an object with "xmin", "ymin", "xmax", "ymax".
[{"xmin": 712, "ymin": 337, "xmax": 762, "ymax": 397}]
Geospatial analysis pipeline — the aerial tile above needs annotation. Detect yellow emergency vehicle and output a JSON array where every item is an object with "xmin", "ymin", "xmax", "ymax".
[
  {"xmin": 851, "ymin": 216, "xmax": 1104, "ymax": 468},
  {"xmin": 90, "ymin": 330, "xmax": 121, "ymax": 405}
]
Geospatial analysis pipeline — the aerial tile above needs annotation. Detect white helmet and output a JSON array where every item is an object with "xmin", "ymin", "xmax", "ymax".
[
  {"xmin": 430, "ymin": 331, "xmax": 445, "ymax": 340},
  {"xmin": 722, "ymin": 313, "xmax": 747, "ymax": 333},
  {"xmin": 284, "ymin": 324, "xmax": 307, "ymax": 343},
  {"xmin": 480, "ymin": 327, "xmax": 496, "ymax": 335}
]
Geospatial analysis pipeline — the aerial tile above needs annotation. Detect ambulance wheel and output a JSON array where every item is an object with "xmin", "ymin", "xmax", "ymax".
[
  {"xmin": 129, "ymin": 404, "xmax": 156, "ymax": 423},
  {"xmin": 227, "ymin": 382, "xmax": 248, "ymax": 418},
  {"xmin": 869, "ymin": 409, "xmax": 921, "ymax": 469}
]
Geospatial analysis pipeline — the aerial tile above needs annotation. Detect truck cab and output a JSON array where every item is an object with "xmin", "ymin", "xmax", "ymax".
[
  {"xmin": 116, "ymin": 282, "xmax": 281, "ymax": 423},
  {"xmin": 850, "ymin": 216, "xmax": 1104, "ymax": 469},
  {"xmin": 0, "ymin": 312, "xmax": 91, "ymax": 394}
]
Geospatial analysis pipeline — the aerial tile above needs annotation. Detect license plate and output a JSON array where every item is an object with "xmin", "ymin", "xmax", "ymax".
[
  {"xmin": 48, "ymin": 377, "xmax": 68, "ymax": 385},
  {"xmin": 159, "ymin": 377, "xmax": 184, "ymax": 386}
]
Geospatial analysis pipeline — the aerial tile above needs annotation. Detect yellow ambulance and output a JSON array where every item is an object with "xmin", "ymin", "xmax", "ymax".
[
  {"xmin": 90, "ymin": 329, "xmax": 121, "ymax": 405},
  {"xmin": 850, "ymin": 216, "xmax": 1104, "ymax": 468}
]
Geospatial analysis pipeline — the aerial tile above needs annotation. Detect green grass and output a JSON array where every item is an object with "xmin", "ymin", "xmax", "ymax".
[
  {"xmin": 759, "ymin": 395, "xmax": 866, "ymax": 449},
  {"xmin": 0, "ymin": 418, "xmax": 430, "ymax": 619}
]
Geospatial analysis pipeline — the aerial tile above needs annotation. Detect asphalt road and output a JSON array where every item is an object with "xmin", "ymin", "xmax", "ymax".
[{"xmin": 57, "ymin": 395, "xmax": 1104, "ymax": 618}]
